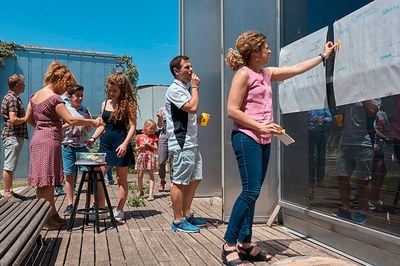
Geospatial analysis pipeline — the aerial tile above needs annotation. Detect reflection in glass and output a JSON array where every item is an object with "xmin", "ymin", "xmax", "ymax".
[
  {"xmin": 335, "ymin": 100, "xmax": 380, "ymax": 224},
  {"xmin": 280, "ymin": 0, "xmax": 399, "ymax": 238},
  {"xmin": 308, "ymin": 108, "xmax": 332, "ymax": 188},
  {"xmin": 283, "ymin": 96, "xmax": 400, "ymax": 236}
]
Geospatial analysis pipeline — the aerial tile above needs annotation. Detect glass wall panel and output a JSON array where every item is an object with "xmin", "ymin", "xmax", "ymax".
[{"xmin": 281, "ymin": 0, "xmax": 400, "ymax": 237}]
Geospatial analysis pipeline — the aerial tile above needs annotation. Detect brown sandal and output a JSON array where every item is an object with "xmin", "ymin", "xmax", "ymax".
[
  {"xmin": 53, "ymin": 213, "xmax": 68, "ymax": 225},
  {"xmin": 43, "ymin": 214, "xmax": 63, "ymax": 231}
]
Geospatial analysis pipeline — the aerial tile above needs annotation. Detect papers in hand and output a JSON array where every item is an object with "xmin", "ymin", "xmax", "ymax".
[{"xmin": 275, "ymin": 131, "xmax": 295, "ymax": 146}]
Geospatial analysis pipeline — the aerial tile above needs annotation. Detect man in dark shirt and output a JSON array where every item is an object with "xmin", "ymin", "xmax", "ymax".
[
  {"xmin": 1, "ymin": 74, "xmax": 28, "ymax": 199},
  {"xmin": 308, "ymin": 108, "xmax": 332, "ymax": 188}
]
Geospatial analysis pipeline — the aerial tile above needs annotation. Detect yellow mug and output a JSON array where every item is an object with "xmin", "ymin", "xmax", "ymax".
[
  {"xmin": 199, "ymin": 113, "xmax": 211, "ymax": 126},
  {"xmin": 334, "ymin": 114, "xmax": 343, "ymax": 127}
]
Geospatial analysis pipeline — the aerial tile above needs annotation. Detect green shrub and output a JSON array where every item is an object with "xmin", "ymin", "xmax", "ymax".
[{"xmin": 127, "ymin": 181, "xmax": 150, "ymax": 207}]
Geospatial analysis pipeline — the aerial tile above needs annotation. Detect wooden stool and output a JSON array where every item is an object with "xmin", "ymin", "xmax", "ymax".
[{"xmin": 67, "ymin": 163, "xmax": 117, "ymax": 233}]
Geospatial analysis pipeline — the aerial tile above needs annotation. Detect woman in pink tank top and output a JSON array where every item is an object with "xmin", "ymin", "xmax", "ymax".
[{"xmin": 222, "ymin": 31, "xmax": 336, "ymax": 266}]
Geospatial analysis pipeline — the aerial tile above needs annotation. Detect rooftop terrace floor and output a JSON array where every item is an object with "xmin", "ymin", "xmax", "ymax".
[{"xmin": 11, "ymin": 180, "xmax": 363, "ymax": 266}]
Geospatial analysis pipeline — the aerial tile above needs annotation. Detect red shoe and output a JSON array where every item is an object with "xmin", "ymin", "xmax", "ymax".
[{"xmin": 158, "ymin": 180, "xmax": 166, "ymax": 191}]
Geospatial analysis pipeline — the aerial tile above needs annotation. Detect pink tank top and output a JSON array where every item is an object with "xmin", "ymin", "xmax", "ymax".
[{"xmin": 233, "ymin": 66, "xmax": 273, "ymax": 144}]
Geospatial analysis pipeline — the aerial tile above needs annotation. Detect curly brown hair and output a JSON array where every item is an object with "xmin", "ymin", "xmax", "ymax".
[
  {"xmin": 44, "ymin": 61, "xmax": 77, "ymax": 91},
  {"xmin": 106, "ymin": 72, "xmax": 137, "ymax": 126},
  {"xmin": 225, "ymin": 31, "xmax": 267, "ymax": 71}
]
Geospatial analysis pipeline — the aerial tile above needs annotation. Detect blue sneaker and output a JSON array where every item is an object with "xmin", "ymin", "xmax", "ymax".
[
  {"xmin": 171, "ymin": 218, "xmax": 200, "ymax": 233},
  {"xmin": 352, "ymin": 210, "xmax": 366, "ymax": 224},
  {"xmin": 54, "ymin": 186, "xmax": 65, "ymax": 196},
  {"xmin": 187, "ymin": 214, "xmax": 206, "ymax": 227},
  {"xmin": 333, "ymin": 208, "xmax": 352, "ymax": 220}
]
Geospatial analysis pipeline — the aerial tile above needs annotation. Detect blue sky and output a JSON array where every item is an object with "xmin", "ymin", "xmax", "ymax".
[{"xmin": 0, "ymin": 0, "xmax": 179, "ymax": 85}]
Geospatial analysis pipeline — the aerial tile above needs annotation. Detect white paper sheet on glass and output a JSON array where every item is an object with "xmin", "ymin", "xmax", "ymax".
[
  {"xmin": 279, "ymin": 26, "xmax": 329, "ymax": 114},
  {"xmin": 333, "ymin": 0, "xmax": 400, "ymax": 106}
]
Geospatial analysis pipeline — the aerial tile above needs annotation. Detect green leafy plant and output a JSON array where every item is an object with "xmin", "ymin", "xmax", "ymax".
[
  {"xmin": 127, "ymin": 181, "xmax": 150, "ymax": 207},
  {"xmin": 127, "ymin": 194, "xmax": 145, "ymax": 207},
  {"xmin": 115, "ymin": 55, "xmax": 139, "ymax": 94},
  {"xmin": 0, "ymin": 41, "xmax": 18, "ymax": 67},
  {"xmin": 134, "ymin": 180, "xmax": 150, "ymax": 195}
]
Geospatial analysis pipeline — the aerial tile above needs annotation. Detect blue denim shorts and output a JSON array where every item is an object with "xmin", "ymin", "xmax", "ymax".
[
  {"xmin": 170, "ymin": 146, "xmax": 202, "ymax": 185},
  {"xmin": 62, "ymin": 145, "xmax": 89, "ymax": 175}
]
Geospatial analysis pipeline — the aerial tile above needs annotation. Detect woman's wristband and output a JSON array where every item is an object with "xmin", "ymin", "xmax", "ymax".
[
  {"xmin": 89, "ymin": 136, "xmax": 97, "ymax": 141},
  {"xmin": 319, "ymin": 53, "xmax": 326, "ymax": 66}
]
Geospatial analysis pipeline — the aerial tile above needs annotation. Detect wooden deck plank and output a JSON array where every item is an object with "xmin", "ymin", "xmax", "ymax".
[
  {"xmin": 196, "ymin": 197, "xmax": 223, "ymax": 217},
  {"xmin": 198, "ymin": 228, "xmax": 224, "ymax": 251},
  {"xmin": 252, "ymin": 225, "xmax": 356, "ymax": 263},
  {"xmin": 127, "ymin": 189, "xmax": 175, "ymax": 231},
  {"xmin": 251, "ymin": 226, "xmax": 300, "ymax": 262},
  {"xmin": 79, "ymin": 224, "xmax": 95, "ymax": 265},
  {"xmin": 63, "ymin": 231, "xmax": 82, "ymax": 265},
  {"xmin": 144, "ymin": 196, "xmax": 173, "ymax": 230},
  {"xmin": 154, "ymin": 231, "xmax": 190, "ymax": 266},
  {"xmin": 53, "ymin": 232, "xmax": 68, "ymax": 266},
  {"xmin": 163, "ymin": 230, "xmax": 205, "ymax": 265},
  {"xmin": 32, "ymin": 230, "xmax": 61, "ymax": 266},
  {"xmin": 266, "ymin": 226, "xmax": 354, "ymax": 260},
  {"xmin": 143, "ymin": 230, "xmax": 171, "ymax": 264},
  {"xmin": 177, "ymin": 232, "xmax": 222, "ymax": 265},
  {"xmin": 148, "ymin": 194, "xmax": 174, "ymax": 227},
  {"xmin": 189, "ymin": 197, "xmax": 225, "ymax": 224},
  {"xmin": 107, "ymin": 227, "xmax": 125, "ymax": 265},
  {"xmin": 123, "ymin": 211, "xmax": 142, "ymax": 233},
  {"xmin": 130, "ymin": 206, "xmax": 152, "ymax": 231},
  {"xmin": 118, "ymin": 227, "xmax": 144, "ymax": 265},
  {"xmin": 94, "ymin": 226, "xmax": 110, "ymax": 265},
  {"xmin": 130, "ymin": 229, "xmax": 158, "ymax": 265},
  {"xmin": 189, "ymin": 230, "xmax": 224, "ymax": 265},
  {"xmin": 138, "ymin": 207, "xmax": 162, "ymax": 230},
  {"xmin": 255, "ymin": 225, "xmax": 322, "ymax": 256},
  {"xmin": 251, "ymin": 225, "xmax": 306, "ymax": 260}
]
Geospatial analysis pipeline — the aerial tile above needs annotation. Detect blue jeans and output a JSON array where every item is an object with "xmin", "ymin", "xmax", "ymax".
[
  {"xmin": 308, "ymin": 129, "xmax": 327, "ymax": 182},
  {"xmin": 62, "ymin": 145, "xmax": 89, "ymax": 174},
  {"xmin": 107, "ymin": 167, "xmax": 114, "ymax": 182},
  {"xmin": 224, "ymin": 131, "xmax": 271, "ymax": 244}
]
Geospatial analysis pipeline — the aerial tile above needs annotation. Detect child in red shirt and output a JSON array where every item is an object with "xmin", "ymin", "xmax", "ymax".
[{"xmin": 135, "ymin": 119, "xmax": 159, "ymax": 200}]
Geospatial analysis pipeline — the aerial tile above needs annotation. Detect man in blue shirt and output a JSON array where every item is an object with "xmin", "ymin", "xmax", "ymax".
[{"xmin": 308, "ymin": 108, "xmax": 332, "ymax": 188}]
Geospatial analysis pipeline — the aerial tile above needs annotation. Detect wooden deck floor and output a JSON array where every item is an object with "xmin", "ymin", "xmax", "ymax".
[{"xmin": 17, "ymin": 182, "xmax": 363, "ymax": 266}]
